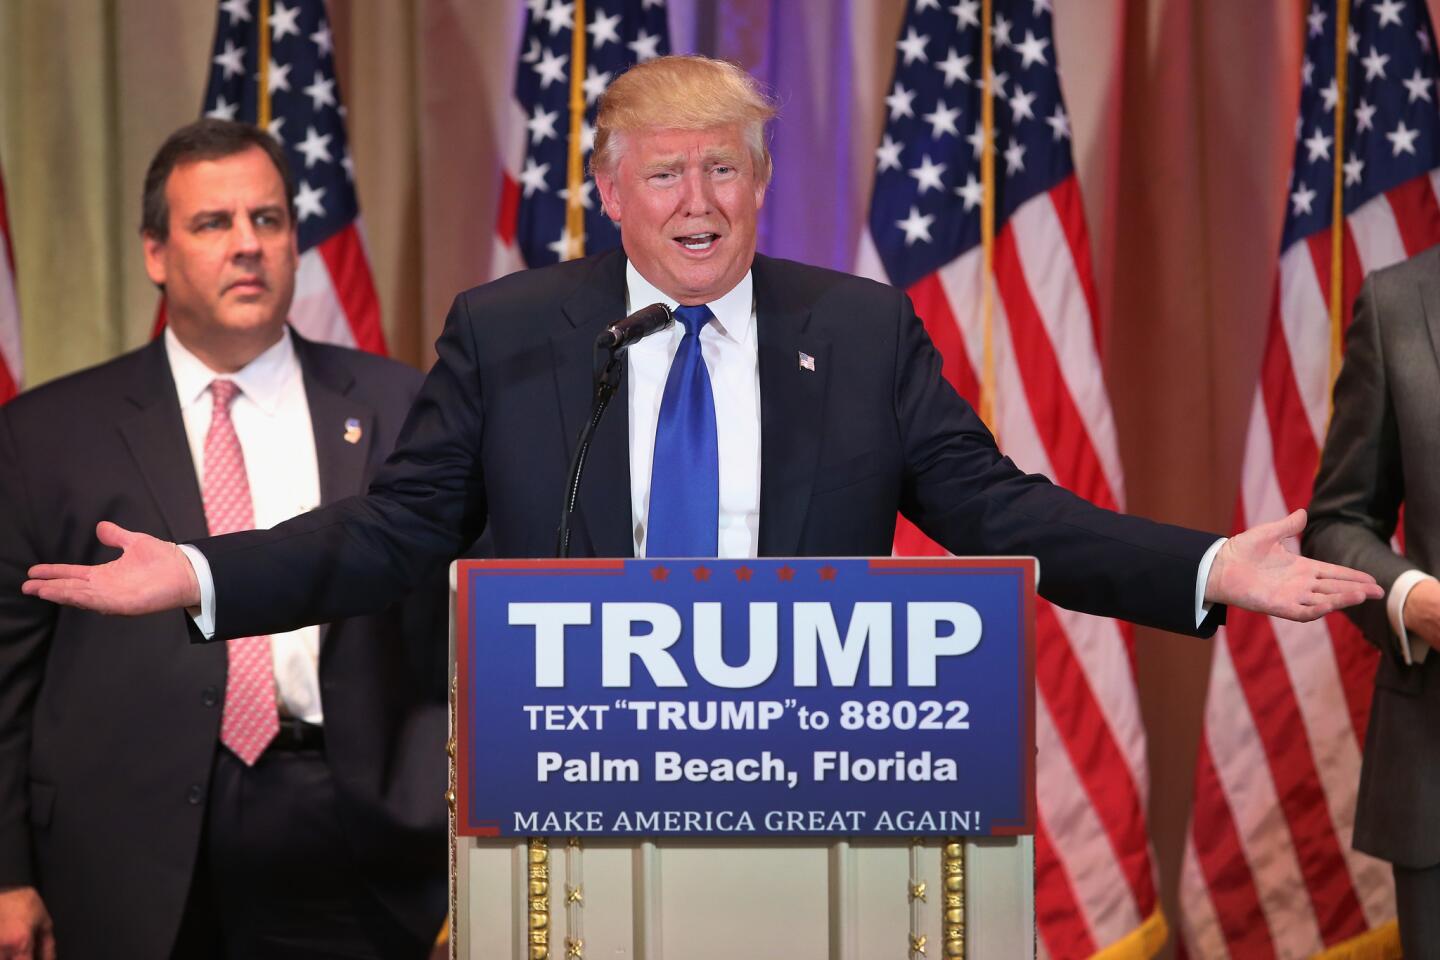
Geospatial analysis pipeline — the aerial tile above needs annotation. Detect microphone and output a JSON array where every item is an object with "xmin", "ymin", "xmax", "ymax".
[{"xmin": 597, "ymin": 302, "xmax": 674, "ymax": 352}]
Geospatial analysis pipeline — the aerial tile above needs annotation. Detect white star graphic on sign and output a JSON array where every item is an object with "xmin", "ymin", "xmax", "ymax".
[
  {"xmin": 548, "ymin": 226, "xmax": 584, "ymax": 261},
  {"xmin": 916, "ymin": 0, "xmax": 941, "ymax": 10},
  {"xmin": 1403, "ymin": 67, "xmax": 1432, "ymax": 102},
  {"xmin": 993, "ymin": 15, "xmax": 1013, "ymax": 48},
  {"xmin": 1015, "ymin": 30, "xmax": 1050, "ymax": 68},
  {"xmin": 1290, "ymin": 182, "xmax": 1316, "ymax": 215},
  {"xmin": 1046, "ymin": 104, "xmax": 1070, "ymax": 140},
  {"xmin": 1355, "ymin": 98, "xmax": 1377, "ymax": 132},
  {"xmin": 1009, "ymin": 85, "xmax": 1036, "ymax": 121},
  {"xmin": 1372, "ymin": 0, "xmax": 1404, "ymax": 28},
  {"xmin": 311, "ymin": 19, "xmax": 334, "ymax": 57},
  {"xmin": 527, "ymin": 104, "xmax": 559, "ymax": 143},
  {"xmin": 923, "ymin": 100, "xmax": 961, "ymax": 138},
  {"xmin": 1004, "ymin": 137, "xmax": 1026, "ymax": 174},
  {"xmin": 909, "ymin": 154, "xmax": 947, "ymax": 194},
  {"xmin": 583, "ymin": 65, "xmax": 612, "ymax": 105},
  {"xmin": 1348, "ymin": 26, "xmax": 1360, "ymax": 55},
  {"xmin": 1344, "ymin": 153, "xmax": 1364, "ymax": 186},
  {"xmin": 628, "ymin": 29, "xmax": 661, "ymax": 61},
  {"xmin": 206, "ymin": 96, "xmax": 239, "ymax": 121},
  {"xmin": 580, "ymin": 120, "xmax": 596, "ymax": 153},
  {"xmin": 266, "ymin": 59, "xmax": 292, "ymax": 94},
  {"xmin": 885, "ymin": 82, "xmax": 917, "ymax": 120},
  {"xmin": 1307, "ymin": 8, "xmax": 1327, "ymax": 36},
  {"xmin": 295, "ymin": 126, "xmax": 334, "ymax": 168},
  {"xmin": 1032, "ymin": 0, "xmax": 1052, "ymax": 14},
  {"xmin": 896, "ymin": 206, "xmax": 935, "ymax": 246},
  {"xmin": 876, "ymin": 133, "xmax": 904, "ymax": 172},
  {"xmin": 1320, "ymin": 78, "xmax": 1339, "ymax": 111},
  {"xmin": 589, "ymin": 9, "xmax": 621, "ymax": 47},
  {"xmin": 1362, "ymin": 46, "xmax": 1390, "ymax": 81},
  {"xmin": 267, "ymin": 117, "xmax": 286, "ymax": 144},
  {"xmin": 521, "ymin": 37, "xmax": 542, "ymax": 64},
  {"xmin": 1387, "ymin": 120, "xmax": 1420, "ymax": 155},
  {"xmin": 213, "ymin": 40, "xmax": 246, "ymax": 80},
  {"xmin": 956, "ymin": 173, "xmax": 983, "ymax": 210},
  {"xmin": 520, "ymin": 158, "xmax": 551, "ymax": 197},
  {"xmin": 525, "ymin": 0, "xmax": 547, "ymax": 16},
  {"xmin": 936, "ymin": 48, "xmax": 972, "ymax": 87},
  {"xmin": 544, "ymin": 0, "xmax": 576, "ymax": 35},
  {"xmin": 950, "ymin": 0, "xmax": 980, "ymax": 30},
  {"xmin": 270, "ymin": 2, "xmax": 301, "ymax": 41},
  {"xmin": 294, "ymin": 180, "xmax": 326, "ymax": 222},
  {"xmin": 341, "ymin": 149, "xmax": 354, "ymax": 181},
  {"xmin": 303, "ymin": 71, "xmax": 337, "ymax": 111},
  {"xmin": 967, "ymin": 121, "xmax": 988, "ymax": 158},
  {"xmin": 559, "ymin": 179, "xmax": 596, "ymax": 210},
  {"xmin": 1302, "ymin": 57, "xmax": 1315, "ymax": 87},
  {"xmin": 1304, "ymin": 127, "xmax": 1333, "ymax": 162},
  {"xmin": 220, "ymin": 0, "xmax": 250, "ymax": 25},
  {"xmin": 897, "ymin": 28, "xmax": 930, "ymax": 66},
  {"xmin": 988, "ymin": 68, "xmax": 1009, "ymax": 99},
  {"xmin": 534, "ymin": 48, "xmax": 569, "ymax": 88}
]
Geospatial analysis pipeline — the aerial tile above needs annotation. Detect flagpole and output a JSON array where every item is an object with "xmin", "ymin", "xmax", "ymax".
[
  {"xmin": 979, "ymin": 0, "xmax": 997, "ymax": 436},
  {"xmin": 563, "ymin": 0, "xmax": 589, "ymax": 260},
  {"xmin": 1328, "ymin": 0, "xmax": 1351, "ymax": 403},
  {"xmin": 257, "ymin": 0, "xmax": 272, "ymax": 129}
]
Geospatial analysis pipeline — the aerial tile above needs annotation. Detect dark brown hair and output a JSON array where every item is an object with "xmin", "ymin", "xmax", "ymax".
[{"xmin": 140, "ymin": 118, "xmax": 296, "ymax": 241}]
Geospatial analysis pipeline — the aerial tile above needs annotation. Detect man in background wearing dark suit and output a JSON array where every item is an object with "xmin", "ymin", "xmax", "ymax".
[
  {"xmin": 0, "ymin": 120, "xmax": 447, "ymax": 959},
  {"xmin": 1306, "ymin": 247, "xmax": 1440, "ymax": 955}
]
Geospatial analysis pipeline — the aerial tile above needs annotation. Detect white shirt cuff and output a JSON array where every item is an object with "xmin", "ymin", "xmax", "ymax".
[
  {"xmin": 177, "ymin": 544, "xmax": 217, "ymax": 640},
  {"xmin": 1387, "ymin": 569, "xmax": 1435, "ymax": 666},
  {"xmin": 1195, "ymin": 538, "xmax": 1226, "ymax": 629}
]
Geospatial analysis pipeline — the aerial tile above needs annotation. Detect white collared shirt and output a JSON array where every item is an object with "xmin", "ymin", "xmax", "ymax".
[
  {"xmin": 167, "ymin": 327, "xmax": 324, "ymax": 723},
  {"xmin": 624, "ymin": 263, "xmax": 762, "ymax": 559}
]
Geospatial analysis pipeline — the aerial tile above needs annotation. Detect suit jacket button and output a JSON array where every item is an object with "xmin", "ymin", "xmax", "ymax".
[
  {"xmin": 201, "ymin": 686, "xmax": 220, "ymax": 707},
  {"xmin": 187, "ymin": 784, "xmax": 204, "ymax": 805}
]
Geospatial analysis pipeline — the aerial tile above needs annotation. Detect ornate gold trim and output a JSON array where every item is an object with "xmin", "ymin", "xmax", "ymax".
[
  {"xmin": 909, "ymin": 837, "xmax": 927, "ymax": 959},
  {"xmin": 528, "ymin": 838, "xmax": 551, "ymax": 959},
  {"xmin": 942, "ymin": 840, "xmax": 965, "ymax": 958},
  {"xmin": 564, "ymin": 836, "xmax": 584, "ymax": 959}
]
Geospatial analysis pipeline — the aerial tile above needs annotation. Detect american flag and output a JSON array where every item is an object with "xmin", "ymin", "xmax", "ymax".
[
  {"xmin": 198, "ymin": 0, "xmax": 385, "ymax": 354},
  {"xmin": 0, "ymin": 160, "xmax": 20, "ymax": 403},
  {"xmin": 1178, "ymin": 1, "xmax": 1440, "ymax": 956},
  {"xmin": 495, "ymin": 0, "xmax": 671, "ymax": 269},
  {"xmin": 859, "ymin": 2, "xmax": 1163, "ymax": 957}
]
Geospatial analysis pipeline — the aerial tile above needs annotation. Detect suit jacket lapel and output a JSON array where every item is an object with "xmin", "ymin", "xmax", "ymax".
[
  {"xmin": 115, "ymin": 339, "xmax": 210, "ymax": 543},
  {"xmin": 553, "ymin": 250, "xmax": 634, "ymax": 557},
  {"xmin": 293, "ymin": 332, "xmax": 375, "ymax": 505},
  {"xmin": 754, "ymin": 256, "xmax": 829, "ymax": 557}
]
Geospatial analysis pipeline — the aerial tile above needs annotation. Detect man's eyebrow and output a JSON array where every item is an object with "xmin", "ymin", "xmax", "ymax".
[
  {"xmin": 639, "ymin": 154, "xmax": 685, "ymax": 172},
  {"xmin": 186, "ymin": 208, "xmax": 232, "ymax": 225}
]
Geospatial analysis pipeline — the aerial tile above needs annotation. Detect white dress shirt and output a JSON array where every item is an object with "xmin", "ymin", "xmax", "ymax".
[
  {"xmin": 1389, "ymin": 569, "xmax": 1438, "ymax": 665},
  {"xmin": 168, "ymin": 327, "xmax": 325, "ymax": 723}
]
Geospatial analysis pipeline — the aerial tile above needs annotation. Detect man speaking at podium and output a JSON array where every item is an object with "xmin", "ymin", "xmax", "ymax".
[{"xmin": 23, "ymin": 59, "xmax": 1378, "ymax": 716}]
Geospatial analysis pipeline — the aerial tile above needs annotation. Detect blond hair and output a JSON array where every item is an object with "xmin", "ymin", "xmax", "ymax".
[{"xmin": 591, "ymin": 55, "xmax": 779, "ymax": 184}]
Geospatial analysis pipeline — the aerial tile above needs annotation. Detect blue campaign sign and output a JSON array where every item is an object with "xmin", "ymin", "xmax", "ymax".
[{"xmin": 455, "ymin": 558, "xmax": 1035, "ymax": 838}]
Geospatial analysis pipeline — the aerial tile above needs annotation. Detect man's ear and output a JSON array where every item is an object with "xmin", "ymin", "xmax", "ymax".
[
  {"xmin": 595, "ymin": 170, "xmax": 622, "ymax": 223},
  {"xmin": 142, "ymin": 233, "xmax": 168, "ymax": 288}
]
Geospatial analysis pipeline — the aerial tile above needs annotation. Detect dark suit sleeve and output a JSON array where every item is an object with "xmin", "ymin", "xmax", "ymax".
[
  {"xmin": 0, "ymin": 407, "xmax": 54, "ymax": 885},
  {"xmin": 891, "ymin": 292, "xmax": 1224, "ymax": 636},
  {"xmin": 196, "ymin": 295, "xmax": 490, "ymax": 640},
  {"xmin": 1304, "ymin": 277, "xmax": 1414, "ymax": 655}
]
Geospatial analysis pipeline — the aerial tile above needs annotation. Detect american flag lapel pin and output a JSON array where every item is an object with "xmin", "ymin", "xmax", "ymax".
[
  {"xmin": 798, "ymin": 351, "xmax": 816, "ymax": 372},
  {"xmin": 343, "ymin": 417, "xmax": 363, "ymax": 444}
]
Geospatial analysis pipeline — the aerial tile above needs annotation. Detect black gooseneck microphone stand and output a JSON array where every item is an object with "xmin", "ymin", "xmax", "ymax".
[{"xmin": 555, "ymin": 303, "xmax": 674, "ymax": 557}]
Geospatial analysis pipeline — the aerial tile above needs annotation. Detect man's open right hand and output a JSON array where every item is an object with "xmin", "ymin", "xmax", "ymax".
[{"xmin": 21, "ymin": 521, "xmax": 199, "ymax": 616}]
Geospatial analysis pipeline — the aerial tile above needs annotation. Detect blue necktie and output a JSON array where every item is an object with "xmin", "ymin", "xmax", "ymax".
[{"xmin": 646, "ymin": 304, "xmax": 719, "ymax": 557}]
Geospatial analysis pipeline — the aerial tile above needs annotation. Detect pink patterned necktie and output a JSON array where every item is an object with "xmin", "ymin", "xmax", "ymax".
[{"xmin": 202, "ymin": 379, "xmax": 278, "ymax": 765}]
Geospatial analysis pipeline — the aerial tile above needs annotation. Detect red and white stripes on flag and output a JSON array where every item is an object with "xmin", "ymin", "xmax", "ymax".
[
  {"xmin": 866, "ymin": 176, "xmax": 1163, "ymax": 960},
  {"xmin": 1178, "ymin": 0, "xmax": 1440, "ymax": 953},
  {"xmin": 0, "ymin": 162, "xmax": 22, "ymax": 403}
]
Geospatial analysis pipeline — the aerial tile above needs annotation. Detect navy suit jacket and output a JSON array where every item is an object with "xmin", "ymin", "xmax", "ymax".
[
  {"xmin": 194, "ymin": 251, "xmax": 1224, "ymax": 643},
  {"xmin": 0, "ymin": 333, "xmax": 448, "ymax": 958}
]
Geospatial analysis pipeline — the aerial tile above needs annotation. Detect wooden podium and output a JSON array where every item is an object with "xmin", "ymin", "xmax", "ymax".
[{"xmin": 447, "ymin": 558, "xmax": 1037, "ymax": 959}]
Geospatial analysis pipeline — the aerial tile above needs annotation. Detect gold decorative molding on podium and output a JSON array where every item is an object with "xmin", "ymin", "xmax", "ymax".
[
  {"xmin": 564, "ymin": 836, "xmax": 584, "ymax": 958},
  {"xmin": 528, "ymin": 837, "xmax": 551, "ymax": 959},
  {"xmin": 909, "ymin": 837, "xmax": 927, "ymax": 959},
  {"xmin": 942, "ymin": 840, "xmax": 966, "ymax": 958}
]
